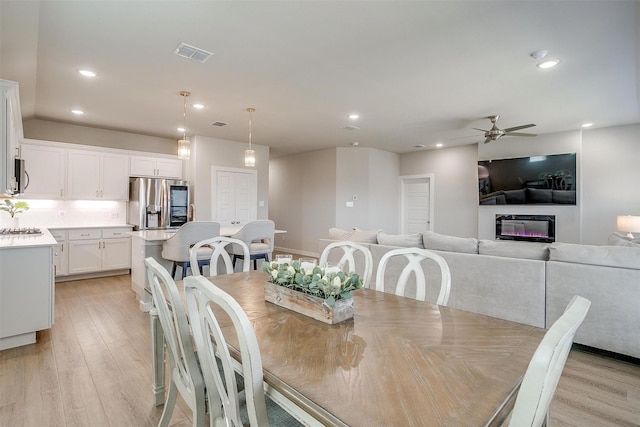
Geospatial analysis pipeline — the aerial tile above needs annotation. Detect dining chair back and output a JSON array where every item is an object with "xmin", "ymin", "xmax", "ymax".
[
  {"xmin": 509, "ymin": 295, "xmax": 591, "ymax": 427},
  {"xmin": 184, "ymin": 275, "xmax": 302, "ymax": 427},
  {"xmin": 189, "ymin": 236, "xmax": 250, "ymax": 276},
  {"xmin": 161, "ymin": 221, "xmax": 221, "ymax": 279},
  {"xmin": 375, "ymin": 247, "xmax": 451, "ymax": 306},
  {"xmin": 229, "ymin": 220, "xmax": 275, "ymax": 270},
  {"xmin": 319, "ymin": 241, "xmax": 373, "ymax": 288},
  {"xmin": 144, "ymin": 257, "xmax": 205, "ymax": 427}
]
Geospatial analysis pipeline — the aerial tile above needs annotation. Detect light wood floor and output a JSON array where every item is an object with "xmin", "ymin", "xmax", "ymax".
[{"xmin": 1, "ymin": 274, "xmax": 639, "ymax": 426}]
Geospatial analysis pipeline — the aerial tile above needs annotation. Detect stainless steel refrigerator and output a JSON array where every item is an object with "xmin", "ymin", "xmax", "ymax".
[{"xmin": 129, "ymin": 177, "xmax": 190, "ymax": 230}]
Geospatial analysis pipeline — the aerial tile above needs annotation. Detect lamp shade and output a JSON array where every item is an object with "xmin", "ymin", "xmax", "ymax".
[
  {"xmin": 244, "ymin": 149, "xmax": 256, "ymax": 167},
  {"xmin": 617, "ymin": 215, "xmax": 640, "ymax": 238},
  {"xmin": 178, "ymin": 139, "xmax": 191, "ymax": 160}
]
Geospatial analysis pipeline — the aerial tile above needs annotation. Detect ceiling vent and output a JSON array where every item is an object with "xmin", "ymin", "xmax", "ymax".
[
  {"xmin": 174, "ymin": 43, "xmax": 214, "ymax": 63},
  {"xmin": 342, "ymin": 124, "xmax": 360, "ymax": 131},
  {"xmin": 210, "ymin": 121, "xmax": 228, "ymax": 127}
]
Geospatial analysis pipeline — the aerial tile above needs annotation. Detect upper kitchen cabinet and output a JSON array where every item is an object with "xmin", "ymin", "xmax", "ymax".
[
  {"xmin": 20, "ymin": 142, "xmax": 66, "ymax": 199},
  {"xmin": 67, "ymin": 150, "xmax": 129, "ymax": 200},
  {"xmin": 1, "ymin": 80, "xmax": 23, "ymax": 195},
  {"xmin": 130, "ymin": 154, "xmax": 182, "ymax": 179}
]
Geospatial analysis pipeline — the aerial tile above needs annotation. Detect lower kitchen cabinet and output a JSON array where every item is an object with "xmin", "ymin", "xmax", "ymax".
[{"xmin": 52, "ymin": 227, "xmax": 132, "ymax": 278}]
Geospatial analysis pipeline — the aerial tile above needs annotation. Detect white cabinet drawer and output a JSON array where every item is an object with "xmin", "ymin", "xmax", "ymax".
[
  {"xmin": 49, "ymin": 229, "xmax": 67, "ymax": 241},
  {"xmin": 102, "ymin": 228, "xmax": 132, "ymax": 239},
  {"xmin": 68, "ymin": 229, "xmax": 102, "ymax": 240}
]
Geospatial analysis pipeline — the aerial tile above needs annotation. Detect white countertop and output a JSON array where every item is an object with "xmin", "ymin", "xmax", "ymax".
[
  {"xmin": 0, "ymin": 228, "xmax": 57, "ymax": 249},
  {"xmin": 129, "ymin": 227, "xmax": 286, "ymax": 242},
  {"xmin": 47, "ymin": 224, "xmax": 133, "ymax": 230}
]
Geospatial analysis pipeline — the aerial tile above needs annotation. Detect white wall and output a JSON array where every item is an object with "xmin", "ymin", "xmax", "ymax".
[
  {"xmin": 188, "ymin": 135, "xmax": 269, "ymax": 222},
  {"xmin": 399, "ymin": 144, "xmax": 479, "ymax": 238},
  {"xmin": 269, "ymin": 149, "xmax": 337, "ymax": 256},
  {"xmin": 581, "ymin": 124, "xmax": 640, "ymax": 244},
  {"xmin": 369, "ymin": 148, "xmax": 401, "ymax": 233}
]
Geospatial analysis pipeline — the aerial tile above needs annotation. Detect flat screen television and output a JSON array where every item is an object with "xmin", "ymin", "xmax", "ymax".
[{"xmin": 478, "ymin": 153, "xmax": 576, "ymax": 205}]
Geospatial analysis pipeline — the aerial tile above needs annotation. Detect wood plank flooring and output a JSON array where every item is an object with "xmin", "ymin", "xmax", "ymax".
[{"xmin": 1, "ymin": 274, "xmax": 639, "ymax": 426}]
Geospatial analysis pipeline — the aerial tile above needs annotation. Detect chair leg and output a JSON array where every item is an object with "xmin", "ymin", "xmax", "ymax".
[
  {"xmin": 158, "ymin": 379, "xmax": 178, "ymax": 427},
  {"xmin": 171, "ymin": 262, "xmax": 177, "ymax": 279},
  {"xmin": 182, "ymin": 261, "xmax": 190, "ymax": 279}
]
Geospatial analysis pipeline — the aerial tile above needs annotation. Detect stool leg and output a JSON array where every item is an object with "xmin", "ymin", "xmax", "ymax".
[{"xmin": 171, "ymin": 262, "xmax": 177, "ymax": 279}]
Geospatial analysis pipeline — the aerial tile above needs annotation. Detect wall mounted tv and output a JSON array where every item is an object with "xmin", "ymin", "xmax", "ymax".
[{"xmin": 478, "ymin": 153, "xmax": 576, "ymax": 205}]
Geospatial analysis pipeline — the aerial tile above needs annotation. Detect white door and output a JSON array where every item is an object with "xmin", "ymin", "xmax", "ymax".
[
  {"xmin": 212, "ymin": 167, "xmax": 257, "ymax": 227},
  {"xmin": 400, "ymin": 175, "xmax": 434, "ymax": 233}
]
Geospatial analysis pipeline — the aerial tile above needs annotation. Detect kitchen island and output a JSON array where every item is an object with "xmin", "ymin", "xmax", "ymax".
[{"xmin": 0, "ymin": 229, "xmax": 56, "ymax": 350}]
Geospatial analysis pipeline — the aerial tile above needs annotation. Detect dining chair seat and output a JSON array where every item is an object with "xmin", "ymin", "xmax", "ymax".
[
  {"xmin": 229, "ymin": 220, "xmax": 275, "ymax": 270},
  {"xmin": 161, "ymin": 221, "xmax": 221, "ymax": 279}
]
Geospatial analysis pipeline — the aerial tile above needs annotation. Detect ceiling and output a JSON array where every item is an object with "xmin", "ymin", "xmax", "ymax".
[{"xmin": 1, "ymin": 1, "xmax": 639, "ymax": 158}]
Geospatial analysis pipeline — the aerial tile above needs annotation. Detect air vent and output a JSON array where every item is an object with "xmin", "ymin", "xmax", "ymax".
[
  {"xmin": 342, "ymin": 124, "xmax": 360, "ymax": 131},
  {"xmin": 174, "ymin": 43, "xmax": 214, "ymax": 63},
  {"xmin": 413, "ymin": 144, "xmax": 426, "ymax": 148},
  {"xmin": 210, "ymin": 121, "xmax": 228, "ymax": 127}
]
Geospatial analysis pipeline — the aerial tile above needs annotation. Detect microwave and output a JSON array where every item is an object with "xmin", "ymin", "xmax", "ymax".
[{"xmin": 14, "ymin": 158, "xmax": 28, "ymax": 194}]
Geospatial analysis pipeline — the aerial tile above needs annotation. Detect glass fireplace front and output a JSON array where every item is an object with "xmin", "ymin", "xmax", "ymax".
[{"xmin": 495, "ymin": 214, "xmax": 555, "ymax": 243}]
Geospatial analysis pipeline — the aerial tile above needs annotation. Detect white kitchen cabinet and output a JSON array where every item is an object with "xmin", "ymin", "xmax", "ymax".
[
  {"xmin": 67, "ymin": 150, "xmax": 129, "ymax": 200},
  {"xmin": 67, "ymin": 227, "xmax": 132, "ymax": 275},
  {"xmin": 50, "ymin": 229, "xmax": 69, "ymax": 276},
  {"xmin": 20, "ymin": 143, "xmax": 66, "ymax": 199},
  {"xmin": 130, "ymin": 155, "xmax": 182, "ymax": 179},
  {"xmin": 1, "ymin": 79, "xmax": 23, "ymax": 195},
  {"xmin": 0, "ymin": 244, "xmax": 54, "ymax": 350}
]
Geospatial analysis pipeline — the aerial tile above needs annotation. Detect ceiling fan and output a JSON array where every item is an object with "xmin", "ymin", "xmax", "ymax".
[{"xmin": 474, "ymin": 115, "xmax": 537, "ymax": 143}]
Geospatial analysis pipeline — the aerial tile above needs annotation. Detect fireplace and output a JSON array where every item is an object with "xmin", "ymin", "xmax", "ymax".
[{"xmin": 495, "ymin": 214, "xmax": 555, "ymax": 243}]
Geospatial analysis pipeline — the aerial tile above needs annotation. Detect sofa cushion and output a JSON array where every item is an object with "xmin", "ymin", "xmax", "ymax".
[
  {"xmin": 423, "ymin": 231, "xmax": 478, "ymax": 254},
  {"xmin": 377, "ymin": 232, "xmax": 424, "ymax": 248},
  {"xmin": 552, "ymin": 190, "xmax": 576, "ymax": 204},
  {"xmin": 503, "ymin": 189, "xmax": 527, "ymax": 204},
  {"xmin": 328, "ymin": 227, "xmax": 353, "ymax": 240},
  {"xmin": 478, "ymin": 239, "xmax": 550, "ymax": 261},
  {"xmin": 527, "ymin": 188, "xmax": 553, "ymax": 203},
  {"xmin": 350, "ymin": 228, "xmax": 380, "ymax": 244},
  {"xmin": 549, "ymin": 242, "xmax": 640, "ymax": 270}
]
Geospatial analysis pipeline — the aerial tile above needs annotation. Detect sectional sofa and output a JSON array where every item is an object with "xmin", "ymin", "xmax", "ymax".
[{"xmin": 319, "ymin": 229, "xmax": 640, "ymax": 359}]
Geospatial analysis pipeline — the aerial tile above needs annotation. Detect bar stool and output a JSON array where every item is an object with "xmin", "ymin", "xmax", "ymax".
[
  {"xmin": 161, "ymin": 221, "xmax": 221, "ymax": 279},
  {"xmin": 228, "ymin": 220, "xmax": 275, "ymax": 270}
]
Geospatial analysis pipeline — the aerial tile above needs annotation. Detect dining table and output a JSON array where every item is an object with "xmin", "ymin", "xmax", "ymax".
[{"xmin": 149, "ymin": 270, "xmax": 545, "ymax": 427}]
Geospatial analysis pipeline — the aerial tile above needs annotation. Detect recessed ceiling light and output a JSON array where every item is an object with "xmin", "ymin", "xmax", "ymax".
[
  {"xmin": 348, "ymin": 114, "xmax": 359, "ymax": 119},
  {"xmin": 537, "ymin": 58, "xmax": 561, "ymax": 69},
  {"xmin": 350, "ymin": 142, "xmax": 360, "ymax": 146},
  {"xmin": 581, "ymin": 122, "xmax": 594, "ymax": 128},
  {"xmin": 77, "ymin": 69, "xmax": 97, "ymax": 77},
  {"xmin": 435, "ymin": 143, "xmax": 444, "ymax": 148},
  {"xmin": 192, "ymin": 103, "xmax": 204, "ymax": 109},
  {"xmin": 71, "ymin": 109, "xmax": 84, "ymax": 115},
  {"xmin": 177, "ymin": 127, "xmax": 186, "ymax": 132}
]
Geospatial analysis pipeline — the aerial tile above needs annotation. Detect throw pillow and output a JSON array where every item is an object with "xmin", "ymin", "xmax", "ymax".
[
  {"xmin": 350, "ymin": 228, "xmax": 380, "ymax": 244},
  {"xmin": 423, "ymin": 231, "xmax": 478, "ymax": 254},
  {"xmin": 377, "ymin": 232, "xmax": 424, "ymax": 248},
  {"xmin": 549, "ymin": 242, "xmax": 640, "ymax": 270},
  {"xmin": 328, "ymin": 227, "xmax": 353, "ymax": 240}
]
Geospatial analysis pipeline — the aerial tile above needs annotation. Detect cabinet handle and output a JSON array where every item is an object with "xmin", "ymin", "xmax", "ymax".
[
  {"xmin": 61, "ymin": 244, "xmax": 64, "ymax": 252},
  {"xmin": 80, "ymin": 233, "xmax": 90, "ymax": 237},
  {"xmin": 60, "ymin": 189, "xmax": 63, "ymax": 197},
  {"xmin": 100, "ymin": 190, "xmax": 103, "ymax": 198},
  {"xmin": 113, "ymin": 232, "xmax": 121, "ymax": 235},
  {"xmin": 96, "ymin": 190, "xmax": 99, "ymax": 197}
]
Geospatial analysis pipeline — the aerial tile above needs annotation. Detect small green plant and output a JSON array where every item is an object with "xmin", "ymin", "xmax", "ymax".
[{"xmin": 1, "ymin": 199, "xmax": 29, "ymax": 217}]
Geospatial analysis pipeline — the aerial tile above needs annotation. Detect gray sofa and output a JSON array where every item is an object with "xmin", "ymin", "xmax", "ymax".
[{"xmin": 319, "ymin": 229, "xmax": 640, "ymax": 359}]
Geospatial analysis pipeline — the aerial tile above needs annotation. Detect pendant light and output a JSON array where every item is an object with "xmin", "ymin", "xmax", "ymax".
[
  {"xmin": 245, "ymin": 107, "xmax": 256, "ymax": 167},
  {"xmin": 178, "ymin": 91, "xmax": 191, "ymax": 160}
]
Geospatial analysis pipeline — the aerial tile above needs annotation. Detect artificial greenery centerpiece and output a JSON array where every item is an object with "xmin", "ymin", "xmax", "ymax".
[
  {"xmin": 1, "ymin": 199, "xmax": 29, "ymax": 217},
  {"xmin": 261, "ymin": 259, "xmax": 363, "ymax": 307}
]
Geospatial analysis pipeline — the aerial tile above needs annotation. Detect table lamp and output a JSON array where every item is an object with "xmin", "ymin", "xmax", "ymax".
[{"xmin": 616, "ymin": 215, "xmax": 640, "ymax": 238}]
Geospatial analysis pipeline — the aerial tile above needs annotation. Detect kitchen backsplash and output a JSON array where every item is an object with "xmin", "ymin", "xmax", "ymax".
[{"xmin": 0, "ymin": 200, "xmax": 128, "ymax": 228}]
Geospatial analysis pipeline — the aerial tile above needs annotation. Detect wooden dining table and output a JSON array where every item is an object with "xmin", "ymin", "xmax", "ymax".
[{"xmin": 149, "ymin": 270, "xmax": 545, "ymax": 427}]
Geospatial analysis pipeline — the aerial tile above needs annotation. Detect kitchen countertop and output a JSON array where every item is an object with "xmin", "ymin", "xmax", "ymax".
[
  {"xmin": 47, "ymin": 224, "xmax": 133, "ymax": 230},
  {"xmin": 129, "ymin": 227, "xmax": 287, "ymax": 242},
  {"xmin": 0, "ymin": 228, "xmax": 57, "ymax": 249}
]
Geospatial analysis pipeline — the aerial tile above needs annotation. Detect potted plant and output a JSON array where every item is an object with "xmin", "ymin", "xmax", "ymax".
[
  {"xmin": 1, "ymin": 199, "xmax": 29, "ymax": 228},
  {"xmin": 261, "ymin": 259, "xmax": 363, "ymax": 324}
]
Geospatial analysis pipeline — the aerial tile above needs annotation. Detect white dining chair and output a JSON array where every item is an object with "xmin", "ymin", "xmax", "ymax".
[
  {"xmin": 229, "ymin": 220, "xmax": 275, "ymax": 270},
  {"xmin": 161, "ymin": 221, "xmax": 221, "ymax": 279},
  {"xmin": 509, "ymin": 295, "xmax": 591, "ymax": 427},
  {"xmin": 144, "ymin": 257, "xmax": 205, "ymax": 427},
  {"xmin": 375, "ymin": 247, "xmax": 451, "ymax": 306},
  {"xmin": 183, "ymin": 275, "xmax": 302, "ymax": 427},
  {"xmin": 189, "ymin": 236, "xmax": 250, "ymax": 276},
  {"xmin": 319, "ymin": 241, "xmax": 373, "ymax": 288}
]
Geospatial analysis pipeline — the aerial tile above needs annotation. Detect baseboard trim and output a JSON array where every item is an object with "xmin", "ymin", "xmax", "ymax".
[
  {"xmin": 274, "ymin": 246, "xmax": 319, "ymax": 258},
  {"xmin": 55, "ymin": 269, "xmax": 131, "ymax": 282}
]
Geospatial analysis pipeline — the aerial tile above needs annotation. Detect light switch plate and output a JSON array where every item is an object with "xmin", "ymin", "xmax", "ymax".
[{"xmin": 346, "ymin": 201, "xmax": 354, "ymax": 208}]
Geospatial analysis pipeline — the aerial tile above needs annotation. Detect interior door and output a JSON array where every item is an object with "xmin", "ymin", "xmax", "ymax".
[
  {"xmin": 212, "ymin": 167, "xmax": 257, "ymax": 227},
  {"xmin": 401, "ymin": 175, "xmax": 434, "ymax": 233}
]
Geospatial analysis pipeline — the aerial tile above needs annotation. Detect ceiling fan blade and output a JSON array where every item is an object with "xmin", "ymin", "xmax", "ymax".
[
  {"xmin": 483, "ymin": 137, "xmax": 492, "ymax": 144},
  {"xmin": 504, "ymin": 132, "xmax": 537, "ymax": 137},
  {"xmin": 473, "ymin": 128, "xmax": 490, "ymax": 132},
  {"xmin": 503, "ymin": 124, "xmax": 536, "ymax": 132}
]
